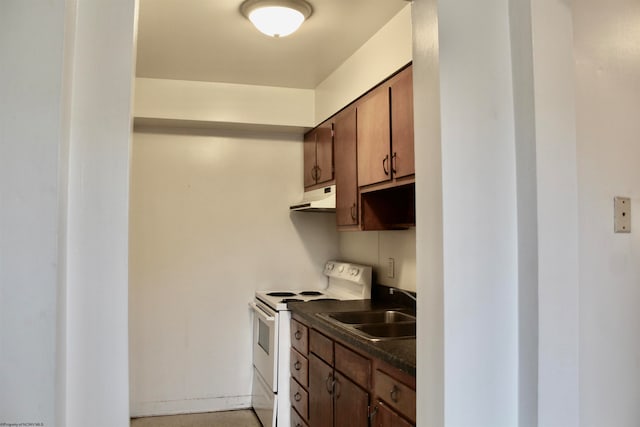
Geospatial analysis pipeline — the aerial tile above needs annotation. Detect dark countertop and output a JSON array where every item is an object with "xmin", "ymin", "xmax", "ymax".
[{"xmin": 287, "ymin": 299, "xmax": 416, "ymax": 377}]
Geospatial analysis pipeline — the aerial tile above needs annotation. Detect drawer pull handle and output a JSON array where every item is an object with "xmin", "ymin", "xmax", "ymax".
[
  {"xmin": 294, "ymin": 360, "xmax": 301, "ymax": 370},
  {"xmin": 294, "ymin": 392, "xmax": 302, "ymax": 402},
  {"xmin": 390, "ymin": 385, "xmax": 399, "ymax": 402},
  {"xmin": 296, "ymin": 424, "xmax": 302, "ymax": 427},
  {"xmin": 294, "ymin": 330, "xmax": 302, "ymax": 340}
]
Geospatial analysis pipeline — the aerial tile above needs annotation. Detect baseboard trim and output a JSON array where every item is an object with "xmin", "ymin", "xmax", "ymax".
[{"xmin": 131, "ymin": 395, "xmax": 252, "ymax": 418}]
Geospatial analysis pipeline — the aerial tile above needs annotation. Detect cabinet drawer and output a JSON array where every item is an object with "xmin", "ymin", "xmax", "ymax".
[
  {"xmin": 291, "ymin": 407, "xmax": 309, "ymax": 427},
  {"xmin": 291, "ymin": 348, "xmax": 309, "ymax": 388},
  {"xmin": 291, "ymin": 319, "xmax": 309, "ymax": 354},
  {"xmin": 309, "ymin": 328, "xmax": 334, "ymax": 365},
  {"xmin": 374, "ymin": 370, "xmax": 416, "ymax": 424},
  {"xmin": 335, "ymin": 343, "xmax": 370, "ymax": 390},
  {"xmin": 291, "ymin": 377, "xmax": 309, "ymax": 420}
]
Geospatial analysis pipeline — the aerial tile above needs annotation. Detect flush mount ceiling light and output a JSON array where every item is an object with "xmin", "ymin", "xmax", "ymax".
[{"xmin": 240, "ymin": 0, "xmax": 313, "ymax": 38}]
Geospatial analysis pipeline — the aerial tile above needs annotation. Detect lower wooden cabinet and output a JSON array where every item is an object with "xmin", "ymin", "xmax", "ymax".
[
  {"xmin": 308, "ymin": 342, "xmax": 369, "ymax": 427},
  {"xmin": 334, "ymin": 371, "xmax": 369, "ymax": 427},
  {"xmin": 371, "ymin": 400, "xmax": 413, "ymax": 427},
  {"xmin": 291, "ymin": 316, "xmax": 416, "ymax": 427},
  {"xmin": 308, "ymin": 353, "xmax": 335, "ymax": 427},
  {"xmin": 374, "ymin": 370, "xmax": 416, "ymax": 423},
  {"xmin": 291, "ymin": 377, "xmax": 309, "ymax": 420},
  {"xmin": 291, "ymin": 348, "xmax": 309, "ymax": 387},
  {"xmin": 292, "ymin": 407, "xmax": 310, "ymax": 427}
]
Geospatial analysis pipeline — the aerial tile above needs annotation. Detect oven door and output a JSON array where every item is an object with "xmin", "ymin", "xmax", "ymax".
[{"xmin": 250, "ymin": 301, "xmax": 278, "ymax": 392}]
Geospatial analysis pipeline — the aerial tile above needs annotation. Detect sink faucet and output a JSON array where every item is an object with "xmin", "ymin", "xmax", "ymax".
[{"xmin": 389, "ymin": 287, "xmax": 417, "ymax": 302}]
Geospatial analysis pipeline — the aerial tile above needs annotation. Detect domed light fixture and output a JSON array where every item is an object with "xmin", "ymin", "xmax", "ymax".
[{"xmin": 240, "ymin": 0, "xmax": 313, "ymax": 38}]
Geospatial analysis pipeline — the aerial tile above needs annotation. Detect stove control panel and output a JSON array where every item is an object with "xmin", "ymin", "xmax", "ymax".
[{"xmin": 323, "ymin": 261, "xmax": 372, "ymax": 286}]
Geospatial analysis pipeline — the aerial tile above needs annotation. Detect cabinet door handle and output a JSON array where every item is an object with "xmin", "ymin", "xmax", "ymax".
[
  {"xmin": 383, "ymin": 154, "xmax": 390, "ymax": 175},
  {"xmin": 369, "ymin": 405, "xmax": 378, "ymax": 422},
  {"xmin": 294, "ymin": 392, "xmax": 302, "ymax": 402},
  {"xmin": 350, "ymin": 203, "xmax": 357, "ymax": 221},
  {"xmin": 294, "ymin": 330, "xmax": 302, "ymax": 340},
  {"xmin": 390, "ymin": 385, "xmax": 399, "ymax": 402},
  {"xmin": 294, "ymin": 360, "xmax": 301, "ymax": 370},
  {"xmin": 315, "ymin": 165, "xmax": 322, "ymax": 181},
  {"xmin": 325, "ymin": 373, "xmax": 335, "ymax": 394},
  {"xmin": 392, "ymin": 152, "xmax": 397, "ymax": 174}
]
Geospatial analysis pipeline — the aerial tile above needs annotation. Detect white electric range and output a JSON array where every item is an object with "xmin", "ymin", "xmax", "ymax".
[{"xmin": 249, "ymin": 261, "xmax": 372, "ymax": 427}]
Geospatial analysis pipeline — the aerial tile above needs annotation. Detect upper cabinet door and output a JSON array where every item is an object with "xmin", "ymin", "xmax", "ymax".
[
  {"xmin": 304, "ymin": 130, "xmax": 318, "ymax": 188},
  {"xmin": 315, "ymin": 119, "xmax": 334, "ymax": 185},
  {"xmin": 334, "ymin": 107, "xmax": 358, "ymax": 227},
  {"xmin": 390, "ymin": 66, "xmax": 415, "ymax": 179},
  {"xmin": 357, "ymin": 86, "xmax": 391, "ymax": 187}
]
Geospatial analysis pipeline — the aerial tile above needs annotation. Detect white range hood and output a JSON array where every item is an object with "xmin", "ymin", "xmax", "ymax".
[{"xmin": 289, "ymin": 185, "xmax": 336, "ymax": 212}]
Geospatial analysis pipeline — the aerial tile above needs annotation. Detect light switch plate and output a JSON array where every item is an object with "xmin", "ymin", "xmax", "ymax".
[
  {"xmin": 387, "ymin": 258, "xmax": 395, "ymax": 278},
  {"xmin": 614, "ymin": 196, "xmax": 631, "ymax": 233}
]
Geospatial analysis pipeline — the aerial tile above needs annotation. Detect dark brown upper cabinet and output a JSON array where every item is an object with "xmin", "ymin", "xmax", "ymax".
[
  {"xmin": 298, "ymin": 63, "xmax": 415, "ymax": 231},
  {"xmin": 304, "ymin": 119, "xmax": 334, "ymax": 189},
  {"xmin": 333, "ymin": 106, "xmax": 359, "ymax": 228},
  {"xmin": 357, "ymin": 65, "xmax": 414, "ymax": 189},
  {"xmin": 389, "ymin": 66, "xmax": 415, "ymax": 180}
]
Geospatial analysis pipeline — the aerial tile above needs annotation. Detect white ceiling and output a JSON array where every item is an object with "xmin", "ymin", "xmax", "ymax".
[{"xmin": 135, "ymin": 0, "xmax": 409, "ymax": 89}]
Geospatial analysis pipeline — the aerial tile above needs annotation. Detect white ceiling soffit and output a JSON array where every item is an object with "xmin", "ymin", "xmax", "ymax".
[{"xmin": 136, "ymin": 0, "xmax": 408, "ymax": 89}]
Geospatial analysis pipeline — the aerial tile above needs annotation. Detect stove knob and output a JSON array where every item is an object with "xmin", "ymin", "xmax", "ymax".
[
  {"xmin": 351, "ymin": 268, "xmax": 360, "ymax": 276},
  {"xmin": 338, "ymin": 265, "xmax": 345, "ymax": 273}
]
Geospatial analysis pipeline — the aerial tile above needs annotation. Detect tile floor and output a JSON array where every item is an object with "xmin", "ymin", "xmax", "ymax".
[{"xmin": 130, "ymin": 410, "xmax": 261, "ymax": 427}]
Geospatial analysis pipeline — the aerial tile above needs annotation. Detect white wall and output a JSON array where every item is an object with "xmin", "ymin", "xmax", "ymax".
[
  {"xmin": 135, "ymin": 78, "xmax": 315, "ymax": 128},
  {"xmin": 410, "ymin": 0, "xmax": 444, "ymax": 425},
  {"xmin": 413, "ymin": 0, "xmax": 640, "ymax": 426},
  {"xmin": 531, "ymin": 1, "xmax": 581, "ymax": 425},
  {"xmin": 1, "ymin": 1, "xmax": 136, "ymax": 426},
  {"xmin": 574, "ymin": 0, "xmax": 640, "ymax": 425},
  {"xmin": 437, "ymin": 0, "xmax": 519, "ymax": 425},
  {"xmin": 0, "ymin": 2, "xmax": 67, "ymax": 424},
  {"xmin": 508, "ymin": 0, "xmax": 539, "ymax": 425},
  {"xmin": 314, "ymin": 4, "xmax": 413, "ymax": 123},
  {"xmin": 418, "ymin": 0, "xmax": 582, "ymax": 424},
  {"xmin": 64, "ymin": 0, "xmax": 137, "ymax": 425},
  {"xmin": 129, "ymin": 127, "xmax": 338, "ymax": 416}
]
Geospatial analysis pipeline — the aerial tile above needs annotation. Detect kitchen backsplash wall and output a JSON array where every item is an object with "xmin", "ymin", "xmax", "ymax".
[{"xmin": 339, "ymin": 228, "xmax": 416, "ymax": 291}]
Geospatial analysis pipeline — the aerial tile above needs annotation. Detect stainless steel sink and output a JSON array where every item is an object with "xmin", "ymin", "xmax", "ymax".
[
  {"xmin": 326, "ymin": 310, "xmax": 415, "ymax": 325},
  {"xmin": 317, "ymin": 309, "xmax": 416, "ymax": 341},
  {"xmin": 354, "ymin": 322, "xmax": 416, "ymax": 339}
]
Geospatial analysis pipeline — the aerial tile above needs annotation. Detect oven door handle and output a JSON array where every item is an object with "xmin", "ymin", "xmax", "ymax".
[{"xmin": 249, "ymin": 301, "xmax": 275, "ymax": 322}]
